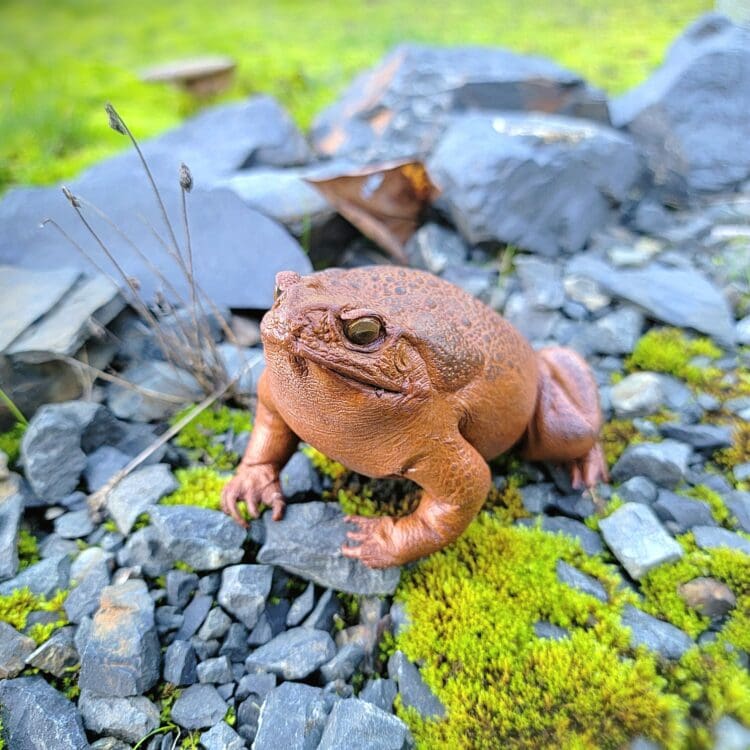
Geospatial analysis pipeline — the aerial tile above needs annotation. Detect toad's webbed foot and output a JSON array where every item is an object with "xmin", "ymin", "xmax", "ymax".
[
  {"xmin": 342, "ymin": 515, "xmax": 401, "ymax": 569},
  {"xmin": 220, "ymin": 462, "xmax": 286, "ymax": 528}
]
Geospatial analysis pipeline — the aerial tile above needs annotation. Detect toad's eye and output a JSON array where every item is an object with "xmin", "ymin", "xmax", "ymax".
[{"xmin": 344, "ymin": 316, "xmax": 383, "ymax": 346}]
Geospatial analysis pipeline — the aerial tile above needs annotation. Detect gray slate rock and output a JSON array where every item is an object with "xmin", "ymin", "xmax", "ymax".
[
  {"xmin": 713, "ymin": 715, "xmax": 750, "ymax": 750},
  {"xmin": 658, "ymin": 423, "xmax": 733, "ymax": 450},
  {"xmin": 303, "ymin": 588, "xmax": 343, "ymax": 631},
  {"xmin": 280, "ymin": 451, "xmax": 322, "ymax": 500},
  {"xmin": 429, "ymin": 112, "xmax": 642, "ymax": 255},
  {"xmin": 84, "ymin": 445, "xmax": 131, "ymax": 493},
  {"xmin": 171, "ymin": 683, "xmax": 228, "ymax": 730},
  {"xmin": 201, "ymin": 721, "xmax": 245, "ymax": 750},
  {"xmin": 198, "ymin": 606, "xmax": 232, "ymax": 641},
  {"xmin": 79, "ymin": 579, "xmax": 160, "ymax": 696},
  {"xmin": 286, "ymin": 581, "xmax": 316, "ymax": 626},
  {"xmin": 555, "ymin": 560, "xmax": 608, "ymax": 602},
  {"xmin": 236, "ymin": 672, "xmax": 277, "ymax": 703},
  {"xmin": 219, "ymin": 622, "xmax": 250, "ymax": 662},
  {"xmin": 218, "ymin": 564, "xmax": 274, "ymax": 629},
  {"xmin": 611, "ymin": 439, "xmax": 692, "ymax": 489},
  {"xmin": 653, "ymin": 491, "xmax": 716, "ymax": 534},
  {"xmin": 725, "ymin": 491, "xmax": 750, "ymax": 533},
  {"xmin": 610, "ymin": 372, "xmax": 665, "ymax": 418},
  {"xmin": 0, "ymin": 553, "xmax": 71, "ymax": 597},
  {"xmin": 166, "ymin": 569, "xmax": 199, "ymax": 609},
  {"xmin": 318, "ymin": 698, "xmax": 410, "ymax": 750},
  {"xmin": 252, "ymin": 682, "xmax": 332, "ymax": 750},
  {"xmin": 533, "ymin": 621, "xmax": 570, "ymax": 640},
  {"xmin": 621, "ymin": 605, "xmax": 693, "ymax": 659},
  {"xmin": 0, "ymin": 621, "xmax": 35, "ymax": 678},
  {"xmin": 517, "ymin": 516, "xmax": 603, "ymax": 556},
  {"xmin": 246, "ymin": 627, "xmax": 336, "ymax": 680},
  {"xmin": 360, "ymin": 678, "xmax": 398, "ymax": 713},
  {"xmin": 150, "ymin": 505, "xmax": 245, "ymax": 570},
  {"xmin": 107, "ymin": 464, "xmax": 177, "ymax": 534},
  {"xmin": 611, "ymin": 13, "xmax": 750, "ymax": 197},
  {"xmin": 320, "ymin": 643, "xmax": 366, "ymax": 683},
  {"xmin": 588, "ymin": 307, "xmax": 644, "ymax": 355},
  {"xmin": 599, "ymin": 503, "xmax": 684, "ymax": 580},
  {"xmin": 64, "ymin": 552, "xmax": 112, "ymax": 623},
  {"xmin": 0, "ymin": 491, "xmax": 22, "ymax": 580},
  {"xmin": 257, "ymin": 502, "xmax": 401, "ymax": 595},
  {"xmin": 405, "ymin": 223, "xmax": 467, "ymax": 274},
  {"xmin": 116, "ymin": 525, "xmax": 174, "ymax": 578},
  {"xmin": 54, "ymin": 509, "xmax": 95, "ymax": 539},
  {"xmin": 566, "ymin": 255, "xmax": 735, "ymax": 345},
  {"xmin": 0, "ymin": 675, "xmax": 88, "ymax": 750},
  {"xmin": 515, "ymin": 256, "xmax": 565, "ymax": 310},
  {"xmin": 197, "ymin": 655, "xmax": 233, "ymax": 684},
  {"xmin": 163, "ymin": 640, "xmax": 198, "ymax": 686},
  {"xmin": 617, "ymin": 476, "xmax": 658, "ymax": 505},
  {"xmin": 25, "ymin": 626, "xmax": 79, "ymax": 677},
  {"xmin": 311, "ymin": 43, "xmax": 609, "ymax": 161},
  {"xmin": 174, "ymin": 593, "xmax": 213, "ymax": 640},
  {"xmin": 388, "ymin": 650, "xmax": 445, "ymax": 719},
  {"xmin": 693, "ymin": 526, "xmax": 750, "ymax": 555},
  {"xmin": 79, "ymin": 691, "xmax": 160, "ymax": 744}
]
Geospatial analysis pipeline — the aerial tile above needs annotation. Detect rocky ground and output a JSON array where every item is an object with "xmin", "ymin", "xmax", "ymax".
[{"xmin": 2, "ymin": 10, "xmax": 750, "ymax": 750}]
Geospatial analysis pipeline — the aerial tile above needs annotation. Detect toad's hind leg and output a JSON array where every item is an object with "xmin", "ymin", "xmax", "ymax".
[{"xmin": 520, "ymin": 346, "xmax": 608, "ymax": 489}]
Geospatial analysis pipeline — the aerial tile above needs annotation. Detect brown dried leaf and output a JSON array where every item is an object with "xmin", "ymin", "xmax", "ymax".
[{"xmin": 306, "ymin": 160, "xmax": 440, "ymax": 264}]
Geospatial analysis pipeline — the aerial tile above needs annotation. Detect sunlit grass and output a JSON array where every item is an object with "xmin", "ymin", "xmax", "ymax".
[{"xmin": 0, "ymin": 0, "xmax": 710, "ymax": 190}]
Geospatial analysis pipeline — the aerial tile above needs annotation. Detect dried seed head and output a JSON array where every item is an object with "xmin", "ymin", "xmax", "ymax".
[
  {"xmin": 105, "ymin": 103, "xmax": 127, "ymax": 135},
  {"xmin": 179, "ymin": 163, "xmax": 193, "ymax": 192},
  {"xmin": 62, "ymin": 186, "xmax": 81, "ymax": 208}
]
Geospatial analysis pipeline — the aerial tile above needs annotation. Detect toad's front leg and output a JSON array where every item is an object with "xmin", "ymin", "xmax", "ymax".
[
  {"xmin": 520, "ymin": 346, "xmax": 608, "ymax": 489},
  {"xmin": 342, "ymin": 436, "xmax": 491, "ymax": 568}
]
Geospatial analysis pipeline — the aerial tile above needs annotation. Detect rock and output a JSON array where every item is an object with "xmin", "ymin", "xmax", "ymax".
[
  {"xmin": 220, "ymin": 622, "xmax": 250, "ymax": 662},
  {"xmin": 713, "ymin": 715, "xmax": 750, "ymax": 750},
  {"xmin": 217, "ymin": 564, "xmax": 273, "ymax": 629},
  {"xmin": 610, "ymin": 372, "xmax": 665, "ymax": 418},
  {"xmin": 116, "ymin": 525, "xmax": 174, "ymax": 578},
  {"xmin": 428, "ymin": 113, "xmax": 642, "ymax": 255},
  {"xmin": 404, "ymin": 223, "xmax": 467, "ymax": 274},
  {"xmin": 53, "ymin": 509, "xmax": 95, "ymax": 539},
  {"xmin": 533, "ymin": 621, "xmax": 570, "ymax": 640},
  {"xmin": 736, "ymin": 315, "xmax": 750, "ymax": 346},
  {"xmin": 520, "ymin": 483, "xmax": 558, "ymax": 514},
  {"xmin": 252, "ymin": 682, "xmax": 332, "ymax": 750},
  {"xmin": 0, "ymin": 491, "xmax": 22, "ymax": 580},
  {"xmin": 388, "ymin": 650, "xmax": 444, "ymax": 719},
  {"xmin": 318, "ymin": 698, "xmax": 410, "ymax": 750},
  {"xmin": 78, "ymin": 692, "xmax": 160, "ymax": 744},
  {"xmin": 678, "ymin": 577, "xmax": 736, "ymax": 618},
  {"xmin": 658, "ymin": 423, "xmax": 733, "ymax": 450},
  {"xmin": 0, "ymin": 554, "xmax": 71, "ymax": 597},
  {"xmin": 171, "ymin": 684, "xmax": 228, "ymax": 730},
  {"xmin": 286, "ymin": 582, "xmax": 316, "ymax": 626},
  {"xmin": 106, "ymin": 464, "xmax": 177, "ymax": 534},
  {"xmin": 163, "ymin": 640, "xmax": 198, "ymax": 686},
  {"xmin": 64, "ymin": 552, "xmax": 112, "ymax": 623},
  {"xmin": 303, "ymin": 588, "xmax": 343, "ymax": 631},
  {"xmin": 311, "ymin": 44, "xmax": 608, "ymax": 161},
  {"xmin": 611, "ymin": 440, "xmax": 692, "ymax": 489},
  {"xmin": 149, "ymin": 505, "xmax": 245, "ymax": 570},
  {"xmin": 246, "ymin": 627, "xmax": 336, "ymax": 680},
  {"xmin": 503, "ymin": 293, "xmax": 560, "ymax": 342},
  {"xmin": 83, "ymin": 445, "xmax": 131, "ymax": 493},
  {"xmin": 155, "ymin": 605, "xmax": 183, "ymax": 634},
  {"xmin": 201, "ymin": 721, "xmax": 245, "ymax": 750},
  {"xmin": 217, "ymin": 344, "xmax": 266, "ymax": 397},
  {"xmin": 439, "ymin": 265, "xmax": 497, "ymax": 302},
  {"xmin": 25, "ymin": 626, "xmax": 79, "ymax": 677},
  {"xmin": 0, "ymin": 621, "xmax": 36, "ymax": 678},
  {"xmin": 588, "ymin": 307, "xmax": 644, "ymax": 355},
  {"xmin": 555, "ymin": 560, "xmax": 607, "ymax": 602},
  {"xmin": 653, "ymin": 491, "xmax": 716, "ymax": 534},
  {"xmin": 166, "ymin": 569, "xmax": 199, "ymax": 609},
  {"xmin": 280, "ymin": 452, "xmax": 322, "ymax": 500},
  {"xmin": 197, "ymin": 655, "xmax": 233, "ymax": 684},
  {"xmin": 599, "ymin": 503, "xmax": 684, "ymax": 580},
  {"xmin": 257, "ymin": 503, "xmax": 401, "ymax": 595},
  {"xmin": 517, "ymin": 516, "xmax": 603, "ymax": 556},
  {"xmin": 198, "ymin": 606, "xmax": 232, "ymax": 641},
  {"xmin": 617, "ymin": 476, "xmax": 658, "ymax": 505},
  {"xmin": 360, "ymin": 678, "xmax": 398, "ymax": 713},
  {"xmin": 514, "ymin": 256, "xmax": 565, "ymax": 310},
  {"xmin": 79, "ymin": 579, "xmax": 160, "ymax": 696},
  {"xmin": 621, "ymin": 605, "xmax": 693, "ymax": 659},
  {"xmin": 236, "ymin": 672, "xmax": 276, "ymax": 703},
  {"xmin": 611, "ymin": 13, "xmax": 750, "ymax": 197},
  {"xmin": 725, "ymin": 491, "xmax": 750, "ymax": 533},
  {"xmin": 320, "ymin": 643, "xmax": 366, "ymax": 683},
  {"xmin": 174, "ymin": 593, "xmax": 213, "ymax": 640},
  {"xmin": 563, "ymin": 275, "xmax": 611, "ymax": 312},
  {"xmin": 693, "ymin": 526, "xmax": 750, "ymax": 555},
  {"xmin": 565, "ymin": 256, "xmax": 735, "ymax": 345},
  {"xmin": 0, "ymin": 675, "xmax": 88, "ymax": 749}
]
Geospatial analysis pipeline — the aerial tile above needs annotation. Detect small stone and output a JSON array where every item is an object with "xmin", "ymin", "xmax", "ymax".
[
  {"xmin": 713, "ymin": 715, "xmax": 750, "ymax": 750},
  {"xmin": 405, "ymin": 223, "xmax": 467, "ymax": 274},
  {"xmin": 199, "ymin": 572, "xmax": 222, "ymax": 596},
  {"xmin": 155, "ymin": 605, "xmax": 183, "ymax": 634},
  {"xmin": 0, "ymin": 491, "xmax": 23, "ymax": 580},
  {"xmin": 617, "ymin": 476, "xmax": 658, "ymax": 505},
  {"xmin": 286, "ymin": 582, "xmax": 316, "ymax": 626},
  {"xmin": 198, "ymin": 606, "xmax": 232, "ymax": 640},
  {"xmin": 388, "ymin": 650, "xmax": 445, "ymax": 719},
  {"xmin": 653, "ymin": 491, "xmax": 716, "ymax": 534},
  {"xmin": 303, "ymin": 588, "xmax": 342, "ymax": 631},
  {"xmin": 197, "ymin": 655, "xmax": 233, "ymax": 684},
  {"xmin": 610, "ymin": 373, "xmax": 665, "ymax": 418},
  {"xmin": 64, "ymin": 552, "xmax": 111, "ymax": 624},
  {"xmin": 280, "ymin": 451, "xmax": 322, "ymax": 499},
  {"xmin": 220, "ymin": 622, "xmax": 250, "ymax": 662},
  {"xmin": 150, "ymin": 505, "xmax": 245, "ymax": 570},
  {"xmin": 78, "ymin": 692, "xmax": 160, "ymax": 744},
  {"xmin": 218, "ymin": 564, "xmax": 273, "ymax": 629},
  {"xmin": 163, "ymin": 639, "xmax": 197, "ymax": 686},
  {"xmin": 734, "ymin": 463, "xmax": 750, "ymax": 483},
  {"xmin": 252, "ymin": 682, "xmax": 331, "ymax": 750},
  {"xmin": 200, "ymin": 721, "xmax": 245, "ymax": 750},
  {"xmin": 621, "ymin": 605, "xmax": 693, "ymax": 659},
  {"xmin": 611, "ymin": 440, "xmax": 692, "ymax": 489},
  {"xmin": 440, "ymin": 265, "xmax": 497, "ymax": 302},
  {"xmin": 725, "ymin": 491, "xmax": 750, "ymax": 533},
  {"xmin": 515, "ymin": 256, "xmax": 565, "ymax": 310},
  {"xmin": 564, "ymin": 275, "xmax": 611, "ymax": 312},
  {"xmin": 317, "ymin": 698, "xmax": 410, "ymax": 750},
  {"xmin": 25, "ymin": 625, "xmax": 79, "ymax": 677},
  {"xmin": 658, "ymin": 423, "xmax": 733, "ymax": 450},
  {"xmin": 693, "ymin": 526, "xmax": 750, "ymax": 555},
  {"xmin": 533, "ymin": 621, "xmax": 570, "ymax": 640},
  {"xmin": 0, "ymin": 675, "xmax": 88, "ymax": 749},
  {"xmin": 83, "ymin": 445, "xmax": 130, "ymax": 492},
  {"xmin": 555, "ymin": 560, "xmax": 607, "ymax": 602},
  {"xmin": 517, "ymin": 516, "xmax": 603, "ymax": 556},
  {"xmin": 236, "ymin": 672, "xmax": 276, "ymax": 702},
  {"xmin": 106, "ymin": 464, "xmax": 177, "ymax": 535},
  {"xmin": 360, "ymin": 678, "xmax": 398, "ymax": 713},
  {"xmin": 589, "ymin": 307, "xmax": 644, "ymax": 355},
  {"xmin": 678, "ymin": 577, "xmax": 736, "ymax": 618},
  {"xmin": 0, "ymin": 621, "xmax": 36, "ymax": 678},
  {"xmin": 175, "ymin": 593, "xmax": 213, "ymax": 641},
  {"xmin": 116, "ymin": 526, "xmax": 174, "ymax": 578},
  {"xmin": 599, "ymin": 503, "xmax": 684, "ymax": 580},
  {"xmin": 246, "ymin": 627, "xmax": 336, "ymax": 679},
  {"xmin": 0, "ymin": 553, "xmax": 71, "ymax": 597},
  {"xmin": 166, "ymin": 569, "xmax": 199, "ymax": 608},
  {"xmin": 171, "ymin": 684, "xmax": 228, "ymax": 730},
  {"xmin": 320, "ymin": 643, "xmax": 366, "ymax": 683}
]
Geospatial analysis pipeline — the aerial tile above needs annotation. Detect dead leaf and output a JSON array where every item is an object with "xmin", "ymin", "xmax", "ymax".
[{"xmin": 306, "ymin": 160, "xmax": 440, "ymax": 264}]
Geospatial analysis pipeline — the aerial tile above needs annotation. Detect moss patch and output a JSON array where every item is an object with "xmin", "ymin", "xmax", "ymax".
[
  {"xmin": 160, "ymin": 466, "xmax": 229, "ymax": 512},
  {"xmin": 600, "ymin": 419, "xmax": 642, "ymax": 467},
  {"xmin": 0, "ymin": 587, "xmax": 68, "ymax": 644},
  {"xmin": 0, "ymin": 422, "xmax": 25, "ymax": 466},
  {"xmin": 713, "ymin": 421, "xmax": 750, "ymax": 490},
  {"xmin": 17, "ymin": 529, "xmax": 40, "ymax": 571}
]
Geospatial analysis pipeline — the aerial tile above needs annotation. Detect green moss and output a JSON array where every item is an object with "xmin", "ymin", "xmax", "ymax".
[
  {"xmin": 224, "ymin": 706, "xmax": 237, "ymax": 727},
  {"xmin": 625, "ymin": 328, "xmax": 722, "ymax": 388},
  {"xmin": 0, "ymin": 587, "xmax": 68, "ymax": 641},
  {"xmin": 17, "ymin": 529, "xmax": 40, "ymax": 570},
  {"xmin": 0, "ymin": 716, "xmax": 5, "ymax": 750},
  {"xmin": 600, "ymin": 419, "xmax": 641, "ymax": 467},
  {"xmin": 336, "ymin": 592, "xmax": 360, "ymax": 622},
  {"xmin": 170, "ymin": 404, "xmax": 252, "ymax": 470},
  {"xmin": 102, "ymin": 519, "xmax": 118, "ymax": 533},
  {"xmin": 174, "ymin": 560, "xmax": 194, "ymax": 573},
  {"xmin": 713, "ymin": 421, "xmax": 750, "ymax": 490},
  {"xmin": 483, "ymin": 477, "xmax": 530, "ymax": 525},
  {"xmin": 160, "ymin": 466, "xmax": 229, "ymax": 512},
  {"xmin": 0, "ymin": 422, "xmax": 25, "ymax": 465},
  {"xmin": 585, "ymin": 495, "xmax": 625, "ymax": 531},
  {"xmin": 681, "ymin": 485, "xmax": 733, "ymax": 528},
  {"xmin": 302, "ymin": 445, "xmax": 347, "ymax": 481}
]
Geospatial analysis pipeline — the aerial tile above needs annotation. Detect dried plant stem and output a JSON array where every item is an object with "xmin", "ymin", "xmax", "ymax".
[{"xmin": 0, "ymin": 387, "xmax": 28, "ymax": 425}]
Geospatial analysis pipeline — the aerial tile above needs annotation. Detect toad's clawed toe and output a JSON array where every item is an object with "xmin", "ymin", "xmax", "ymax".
[
  {"xmin": 341, "ymin": 516, "xmax": 399, "ymax": 568},
  {"xmin": 569, "ymin": 443, "xmax": 609, "ymax": 490}
]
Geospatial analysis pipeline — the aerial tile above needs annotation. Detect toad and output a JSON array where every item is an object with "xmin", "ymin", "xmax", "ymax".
[{"xmin": 221, "ymin": 266, "xmax": 607, "ymax": 568}]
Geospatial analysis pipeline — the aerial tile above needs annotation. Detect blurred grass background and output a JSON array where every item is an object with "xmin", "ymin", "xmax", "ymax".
[{"xmin": 0, "ymin": 0, "xmax": 711, "ymax": 192}]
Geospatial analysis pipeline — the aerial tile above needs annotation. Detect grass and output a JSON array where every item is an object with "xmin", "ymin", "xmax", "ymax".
[{"xmin": 0, "ymin": 0, "xmax": 710, "ymax": 191}]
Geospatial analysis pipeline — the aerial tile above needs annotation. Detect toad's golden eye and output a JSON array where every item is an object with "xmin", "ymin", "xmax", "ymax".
[{"xmin": 344, "ymin": 317, "xmax": 383, "ymax": 346}]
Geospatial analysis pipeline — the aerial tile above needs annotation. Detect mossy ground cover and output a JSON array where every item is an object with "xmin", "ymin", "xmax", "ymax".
[{"xmin": 0, "ymin": 0, "xmax": 709, "ymax": 191}]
